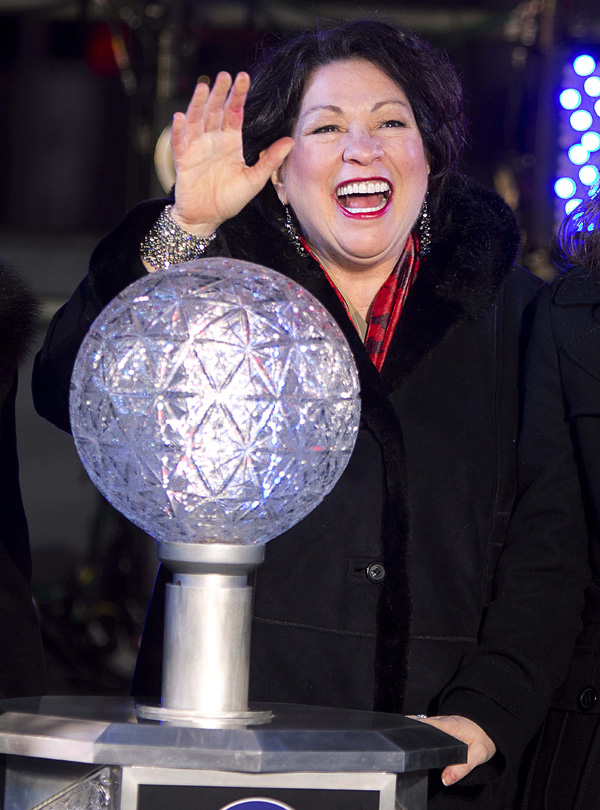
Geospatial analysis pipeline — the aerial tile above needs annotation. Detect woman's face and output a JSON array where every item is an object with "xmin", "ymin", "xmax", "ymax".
[{"xmin": 272, "ymin": 59, "xmax": 430, "ymax": 273}]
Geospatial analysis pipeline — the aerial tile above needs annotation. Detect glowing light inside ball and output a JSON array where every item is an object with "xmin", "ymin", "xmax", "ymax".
[{"xmin": 70, "ymin": 258, "xmax": 361, "ymax": 545}]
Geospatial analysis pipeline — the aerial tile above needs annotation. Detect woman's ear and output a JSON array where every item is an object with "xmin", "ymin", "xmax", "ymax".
[{"xmin": 270, "ymin": 166, "xmax": 288, "ymax": 205}]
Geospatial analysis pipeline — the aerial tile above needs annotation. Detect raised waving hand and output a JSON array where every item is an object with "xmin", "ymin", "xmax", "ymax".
[{"xmin": 170, "ymin": 71, "xmax": 294, "ymax": 237}]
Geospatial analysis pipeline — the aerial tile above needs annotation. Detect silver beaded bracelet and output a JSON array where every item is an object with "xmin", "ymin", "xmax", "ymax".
[{"xmin": 140, "ymin": 205, "xmax": 217, "ymax": 270}]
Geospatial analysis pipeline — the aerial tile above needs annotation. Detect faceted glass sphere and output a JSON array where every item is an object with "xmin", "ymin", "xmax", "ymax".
[{"xmin": 70, "ymin": 258, "xmax": 361, "ymax": 545}]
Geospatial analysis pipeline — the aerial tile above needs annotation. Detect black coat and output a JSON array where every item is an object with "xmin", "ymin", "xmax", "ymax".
[
  {"xmin": 517, "ymin": 270, "xmax": 600, "ymax": 810},
  {"xmin": 31, "ymin": 181, "xmax": 588, "ymax": 809},
  {"xmin": 0, "ymin": 261, "xmax": 46, "ymax": 698}
]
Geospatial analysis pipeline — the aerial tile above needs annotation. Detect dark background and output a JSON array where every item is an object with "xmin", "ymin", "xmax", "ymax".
[{"xmin": 1, "ymin": 0, "xmax": 599, "ymax": 695}]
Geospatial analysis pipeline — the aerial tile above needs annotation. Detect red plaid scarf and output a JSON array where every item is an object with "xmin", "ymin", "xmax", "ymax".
[{"xmin": 301, "ymin": 232, "xmax": 421, "ymax": 371}]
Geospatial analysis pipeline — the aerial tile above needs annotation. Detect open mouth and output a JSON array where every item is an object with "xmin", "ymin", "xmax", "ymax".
[{"xmin": 335, "ymin": 180, "xmax": 392, "ymax": 214}]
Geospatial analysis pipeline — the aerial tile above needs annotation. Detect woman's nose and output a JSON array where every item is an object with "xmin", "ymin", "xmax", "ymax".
[{"xmin": 343, "ymin": 129, "xmax": 384, "ymax": 164}]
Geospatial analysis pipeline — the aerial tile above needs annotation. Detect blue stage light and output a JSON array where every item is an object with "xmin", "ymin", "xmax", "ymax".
[
  {"xmin": 574, "ymin": 55, "xmax": 596, "ymax": 76},
  {"xmin": 555, "ymin": 177, "xmax": 577, "ymax": 198},
  {"xmin": 584, "ymin": 76, "xmax": 600, "ymax": 97},
  {"xmin": 560, "ymin": 88, "xmax": 582, "ymax": 109},
  {"xmin": 582, "ymin": 132, "xmax": 600, "ymax": 151},
  {"xmin": 569, "ymin": 144, "xmax": 589, "ymax": 164},
  {"xmin": 554, "ymin": 51, "xmax": 600, "ymax": 228},
  {"xmin": 580, "ymin": 165, "xmax": 599, "ymax": 185},
  {"xmin": 571, "ymin": 110, "xmax": 594, "ymax": 130},
  {"xmin": 565, "ymin": 198, "xmax": 583, "ymax": 214}
]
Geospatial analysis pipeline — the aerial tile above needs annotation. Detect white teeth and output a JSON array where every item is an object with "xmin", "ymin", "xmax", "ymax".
[{"xmin": 336, "ymin": 180, "xmax": 391, "ymax": 197}]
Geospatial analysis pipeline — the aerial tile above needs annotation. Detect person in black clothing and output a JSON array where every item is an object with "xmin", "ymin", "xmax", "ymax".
[
  {"xmin": 31, "ymin": 20, "xmax": 590, "ymax": 809},
  {"xmin": 516, "ymin": 189, "xmax": 600, "ymax": 810},
  {"xmin": 0, "ymin": 259, "xmax": 45, "ymax": 698}
]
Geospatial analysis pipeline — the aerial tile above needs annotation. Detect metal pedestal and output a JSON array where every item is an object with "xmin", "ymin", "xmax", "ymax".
[{"xmin": 0, "ymin": 696, "xmax": 466, "ymax": 810}]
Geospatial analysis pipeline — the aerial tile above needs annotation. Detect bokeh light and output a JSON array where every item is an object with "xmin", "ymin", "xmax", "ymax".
[
  {"xmin": 560, "ymin": 88, "xmax": 581, "ymax": 109},
  {"xmin": 581, "ymin": 131, "xmax": 600, "ymax": 151},
  {"xmin": 584, "ymin": 77, "xmax": 600, "ymax": 97},
  {"xmin": 580, "ymin": 165, "xmax": 599, "ymax": 185},
  {"xmin": 555, "ymin": 177, "xmax": 577, "ymax": 198},
  {"xmin": 569, "ymin": 144, "xmax": 589, "ymax": 164},
  {"xmin": 554, "ymin": 51, "xmax": 600, "ymax": 227},
  {"xmin": 571, "ymin": 110, "xmax": 594, "ymax": 131},
  {"xmin": 565, "ymin": 198, "xmax": 582, "ymax": 214},
  {"xmin": 574, "ymin": 55, "xmax": 596, "ymax": 76}
]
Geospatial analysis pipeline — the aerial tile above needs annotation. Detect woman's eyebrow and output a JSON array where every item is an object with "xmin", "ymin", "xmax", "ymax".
[
  {"xmin": 300, "ymin": 99, "xmax": 410, "ymax": 120},
  {"xmin": 299, "ymin": 104, "xmax": 343, "ymax": 119},
  {"xmin": 372, "ymin": 99, "xmax": 411, "ymax": 112}
]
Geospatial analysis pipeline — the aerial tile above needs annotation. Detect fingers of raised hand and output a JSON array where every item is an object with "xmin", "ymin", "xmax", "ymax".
[
  {"xmin": 222, "ymin": 72, "xmax": 251, "ymax": 130},
  {"xmin": 176, "ymin": 72, "xmax": 249, "ymax": 140},
  {"xmin": 184, "ymin": 79, "xmax": 211, "ymax": 127},
  {"xmin": 202, "ymin": 71, "xmax": 234, "ymax": 131},
  {"xmin": 170, "ymin": 110, "xmax": 190, "ymax": 157},
  {"xmin": 170, "ymin": 82, "xmax": 210, "ymax": 159}
]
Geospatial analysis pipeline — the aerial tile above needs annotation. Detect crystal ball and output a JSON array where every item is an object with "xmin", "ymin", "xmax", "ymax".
[{"xmin": 70, "ymin": 258, "xmax": 361, "ymax": 545}]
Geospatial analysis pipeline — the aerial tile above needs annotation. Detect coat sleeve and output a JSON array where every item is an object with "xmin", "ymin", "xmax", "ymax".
[
  {"xmin": 32, "ymin": 198, "xmax": 229, "ymax": 432},
  {"xmin": 437, "ymin": 281, "xmax": 591, "ymax": 780}
]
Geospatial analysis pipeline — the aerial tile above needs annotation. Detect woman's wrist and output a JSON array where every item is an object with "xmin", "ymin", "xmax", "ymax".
[
  {"xmin": 140, "ymin": 205, "xmax": 217, "ymax": 271},
  {"xmin": 169, "ymin": 206, "xmax": 218, "ymax": 239}
]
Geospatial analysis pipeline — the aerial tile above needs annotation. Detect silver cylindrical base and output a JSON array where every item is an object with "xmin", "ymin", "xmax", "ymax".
[
  {"xmin": 161, "ymin": 574, "xmax": 253, "ymax": 715},
  {"xmin": 135, "ymin": 543, "xmax": 268, "ymax": 724}
]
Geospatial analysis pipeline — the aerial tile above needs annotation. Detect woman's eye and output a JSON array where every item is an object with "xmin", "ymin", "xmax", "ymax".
[
  {"xmin": 312, "ymin": 124, "xmax": 339, "ymax": 134},
  {"xmin": 381, "ymin": 120, "xmax": 406, "ymax": 128}
]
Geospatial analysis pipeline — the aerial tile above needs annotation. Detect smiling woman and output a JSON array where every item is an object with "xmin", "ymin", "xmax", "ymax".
[
  {"xmin": 269, "ymin": 60, "xmax": 430, "ymax": 313},
  {"xmin": 32, "ymin": 18, "xmax": 590, "ymax": 810}
]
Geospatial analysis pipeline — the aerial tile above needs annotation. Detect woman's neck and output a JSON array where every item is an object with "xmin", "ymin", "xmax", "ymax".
[{"xmin": 319, "ymin": 261, "xmax": 395, "ymax": 321}]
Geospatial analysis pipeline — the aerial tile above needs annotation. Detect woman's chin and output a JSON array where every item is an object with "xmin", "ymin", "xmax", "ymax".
[{"xmin": 328, "ymin": 246, "xmax": 403, "ymax": 273}]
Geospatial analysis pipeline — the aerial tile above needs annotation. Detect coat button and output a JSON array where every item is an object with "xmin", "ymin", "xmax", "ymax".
[
  {"xmin": 366, "ymin": 562, "xmax": 386, "ymax": 582},
  {"xmin": 577, "ymin": 686, "xmax": 598, "ymax": 712}
]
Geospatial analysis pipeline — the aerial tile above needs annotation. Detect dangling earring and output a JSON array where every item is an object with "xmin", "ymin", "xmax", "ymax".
[
  {"xmin": 418, "ymin": 192, "xmax": 431, "ymax": 257},
  {"xmin": 283, "ymin": 205, "xmax": 307, "ymax": 257}
]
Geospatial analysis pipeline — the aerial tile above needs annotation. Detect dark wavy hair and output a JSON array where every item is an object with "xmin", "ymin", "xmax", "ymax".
[
  {"xmin": 242, "ymin": 19, "xmax": 467, "ymax": 228},
  {"xmin": 555, "ymin": 184, "xmax": 600, "ymax": 275}
]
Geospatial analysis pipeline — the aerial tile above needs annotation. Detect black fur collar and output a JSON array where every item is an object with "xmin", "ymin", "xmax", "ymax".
[{"xmin": 0, "ymin": 260, "xmax": 39, "ymax": 383}]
